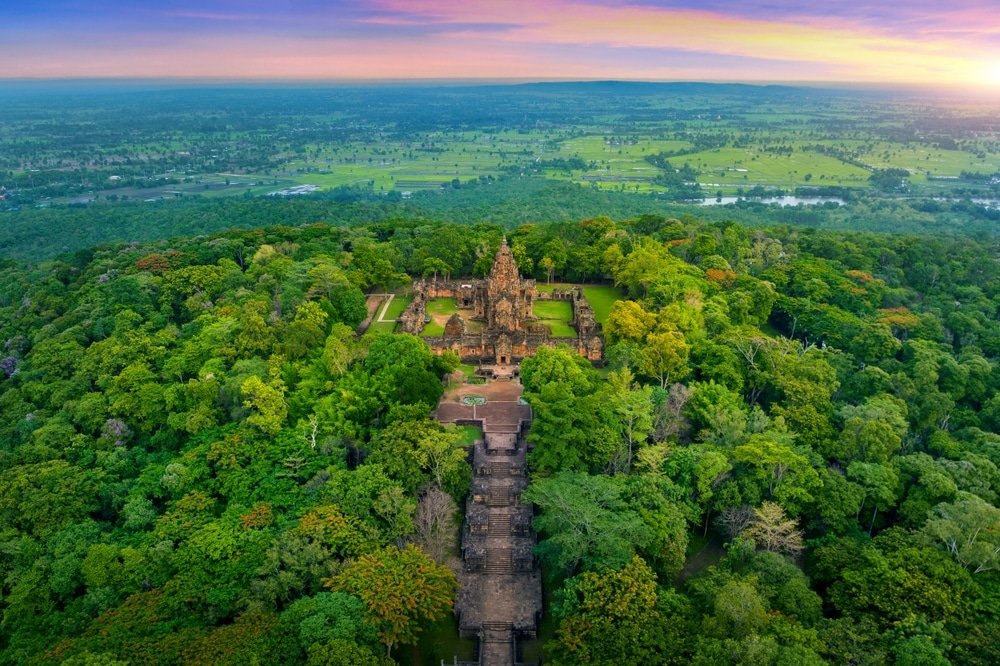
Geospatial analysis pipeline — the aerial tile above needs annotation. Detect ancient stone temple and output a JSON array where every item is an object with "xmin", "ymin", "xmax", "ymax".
[{"xmin": 399, "ymin": 238, "xmax": 603, "ymax": 364}]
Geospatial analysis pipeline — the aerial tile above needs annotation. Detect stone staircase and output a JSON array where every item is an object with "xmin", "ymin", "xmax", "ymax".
[
  {"xmin": 482, "ymin": 622, "xmax": 514, "ymax": 644},
  {"xmin": 484, "ymin": 548, "xmax": 513, "ymax": 575},
  {"xmin": 488, "ymin": 461, "xmax": 514, "ymax": 477},
  {"xmin": 487, "ymin": 489, "xmax": 511, "ymax": 507},
  {"xmin": 488, "ymin": 513, "xmax": 511, "ymax": 536},
  {"xmin": 450, "ymin": 381, "xmax": 542, "ymax": 666}
]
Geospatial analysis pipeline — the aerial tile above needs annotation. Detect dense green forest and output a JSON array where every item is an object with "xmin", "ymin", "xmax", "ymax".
[
  {"xmin": 5, "ymin": 176, "xmax": 1000, "ymax": 262},
  {"xmin": 1, "ymin": 213, "xmax": 998, "ymax": 664}
]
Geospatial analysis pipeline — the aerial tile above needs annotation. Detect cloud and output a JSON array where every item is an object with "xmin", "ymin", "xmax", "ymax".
[
  {"xmin": 352, "ymin": 0, "xmax": 997, "ymax": 84},
  {"xmin": 3, "ymin": 0, "xmax": 1000, "ymax": 85}
]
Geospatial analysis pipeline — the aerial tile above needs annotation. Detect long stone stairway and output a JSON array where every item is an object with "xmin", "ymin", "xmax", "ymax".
[{"xmin": 436, "ymin": 379, "xmax": 542, "ymax": 666}]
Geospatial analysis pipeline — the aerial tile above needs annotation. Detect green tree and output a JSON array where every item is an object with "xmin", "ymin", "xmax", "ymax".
[
  {"xmin": 742, "ymin": 501, "xmax": 804, "ymax": 556},
  {"xmin": 241, "ymin": 375, "xmax": 288, "ymax": 435},
  {"xmin": 421, "ymin": 257, "xmax": 451, "ymax": 280},
  {"xmin": 233, "ymin": 300, "xmax": 274, "ymax": 358},
  {"xmin": 0, "ymin": 461, "xmax": 104, "ymax": 538},
  {"xmin": 603, "ymin": 368, "xmax": 654, "ymax": 473},
  {"xmin": 848, "ymin": 461, "xmax": 901, "ymax": 534},
  {"xmin": 828, "ymin": 529, "xmax": 974, "ymax": 629},
  {"xmin": 605, "ymin": 300, "xmax": 656, "ymax": 343},
  {"xmin": 831, "ymin": 394, "xmax": 908, "ymax": 463},
  {"xmin": 279, "ymin": 591, "xmax": 381, "ymax": 655},
  {"xmin": 547, "ymin": 556, "xmax": 667, "ymax": 665},
  {"xmin": 660, "ymin": 444, "xmax": 731, "ymax": 533},
  {"xmin": 524, "ymin": 472, "xmax": 653, "ymax": 575},
  {"xmin": 324, "ymin": 545, "xmax": 456, "ymax": 657},
  {"xmin": 367, "ymin": 419, "xmax": 470, "ymax": 500},
  {"xmin": 640, "ymin": 328, "xmax": 690, "ymax": 389},
  {"xmin": 306, "ymin": 640, "xmax": 394, "ymax": 666},
  {"xmin": 732, "ymin": 432, "xmax": 821, "ymax": 514},
  {"xmin": 686, "ymin": 380, "xmax": 748, "ymax": 446},
  {"xmin": 924, "ymin": 491, "xmax": 1000, "ymax": 574}
]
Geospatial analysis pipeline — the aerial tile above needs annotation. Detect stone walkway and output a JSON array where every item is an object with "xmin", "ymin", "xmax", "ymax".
[
  {"xmin": 375, "ymin": 293, "xmax": 397, "ymax": 323},
  {"xmin": 435, "ymin": 377, "xmax": 542, "ymax": 666},
  {"xmin": 357, "ymin": 293, "xmax": 388, "ymax": 335}
]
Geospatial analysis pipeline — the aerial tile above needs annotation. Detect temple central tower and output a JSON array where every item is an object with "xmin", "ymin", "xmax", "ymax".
[{"xmin": 486, "ymin": 238, "xmax": 531, "ymax": 333}]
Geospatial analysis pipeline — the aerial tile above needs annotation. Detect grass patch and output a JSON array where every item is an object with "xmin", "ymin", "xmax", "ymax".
[
  {"xmin": 453, "ymin": 424, "xmax": 483, "ymax": 447},
  {"xmin": 421, "ymin": 320, "xmax": 445, "ymax": 336},
  {"xmin": 533, "ymin": 299, "xmax": 576, "ymax": 337},
  {"xmin": 426, "ymin": 298, "xmax": 459, "ymax": 317},
  {"xmin": 581, "ymin": 285, "xmax": 622, "ymax": 325},
  {"xmin": 369, "ymin": 320, "xmax": 397, "ymax": 334},
  {"xmin": 381, "ymin": 293, "xmax": 412, "ymax": 320},
  {"xmin": 420, "ymin": 298, "xmax": 459, "ymax": 336}
]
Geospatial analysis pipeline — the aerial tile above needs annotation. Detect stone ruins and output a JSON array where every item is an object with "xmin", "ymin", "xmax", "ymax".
[{"xmin": 399, "ymin": 238, "xmax": 603, "ymax": 364}]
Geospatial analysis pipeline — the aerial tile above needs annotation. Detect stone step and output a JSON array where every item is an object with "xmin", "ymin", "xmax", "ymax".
[
  {"xmin": 485, "ymin": 549, "xmax": 512, "ymax": 574},
  {"xmin": 483, "ymin": 622, "xmax": 513, "ymax": 630},
  {"xmin": 488, "ymin": 462, "xmax": 511, "ymax": 477},
  {"xmin": 482, "ymin": 621, "xmax": 513, "ymax": 643},
  {"xmin": 488, "ymin": 514, "xmax": 512, "ymax": 536},
  {"xmin": 487, "ymin": 491, "xmax": 511, "ymax": 507},
  {"xmin": 484, "ymin": 424, "xmax": 521, "ymax": 434},
  {"xmin": 484, "ymin": 448, "xmax": 517, "ymax": 458}
]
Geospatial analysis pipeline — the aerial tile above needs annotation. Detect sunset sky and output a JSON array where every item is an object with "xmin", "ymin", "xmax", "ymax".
[{"xmin": 4, "ymin": 1, "xmax": 1000, "ymax": 86}]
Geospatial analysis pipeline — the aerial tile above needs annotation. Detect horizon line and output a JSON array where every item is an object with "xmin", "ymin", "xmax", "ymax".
[{"xmin": 0, "ymin": 76, "xmax": 988, "ymax": 91}]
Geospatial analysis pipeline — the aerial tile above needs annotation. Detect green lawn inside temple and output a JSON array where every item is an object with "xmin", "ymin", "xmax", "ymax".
[
  {"xmin": 421, "ymin": 298, "xmax": 460, "ymax": 336},
  {"xmin": 532, "ymin": 299, "xmax": 576, "ymax": 337},
  {"xmin": 580, "ymin": 285, "xmax": 622, "ymax": 324}
]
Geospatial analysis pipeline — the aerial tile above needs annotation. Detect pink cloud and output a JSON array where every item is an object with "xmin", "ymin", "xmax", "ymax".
[
  {"xmin": 4, "ymin": 0, "xmax": 1000, "ymax": 87},
  {"xmin": 364, "ymin": 0, "xmax": 998, "ymax": 84}
]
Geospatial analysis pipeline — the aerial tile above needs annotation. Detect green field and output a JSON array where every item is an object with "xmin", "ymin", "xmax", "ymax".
[
  {"xmin": 426, "ymin": 299, "xmax": 459, "ymax": 317},
  {"xmin": 12, "ymin": 83, "xmax": 1000, "ymax": 210},
  {"xmin": 684, "ymin": 146, "xmax": 871, "ymax": 191},
  {"xmin": 581, "ymin": 285, "xmax": 624, "ymax": 324},
  {"xmin": 274, "ymin": 123, "xmax": 1000, "ymax": 197},
  {"xmin": 123, "ymin": 115, "xmax": 1000, "ymax": 200},
  {"xmin": 421, "ymin": 320, "xmax": 444, "ymax": 336},
  {"xmin": 419, "ymin": 298, "xmax": 459, "ymax": 336},
  {"xmin": 206, "ymin": 130, "xmax": 1000, "ymax": 197},
  {"xmin": 533, "ymin": 299, "xmax": 576, "ymax": 337},
  {"xmin": 367, "ymin": 320, "xmax": 397, "ymax": 334},
  {"xmin": 381, "ymin": 293, "xmax": 412, "ymax": 320}
]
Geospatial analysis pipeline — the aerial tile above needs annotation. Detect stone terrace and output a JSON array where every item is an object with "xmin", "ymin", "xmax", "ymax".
[{"xmin": 434, "ymin": 383, "xmax": 532, "ymax": 435}]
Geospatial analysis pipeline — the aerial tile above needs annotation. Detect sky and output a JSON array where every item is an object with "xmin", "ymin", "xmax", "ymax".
[{"xmin": 3, "ymin": 1, "xmax": 1000, "ymax": 87}]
